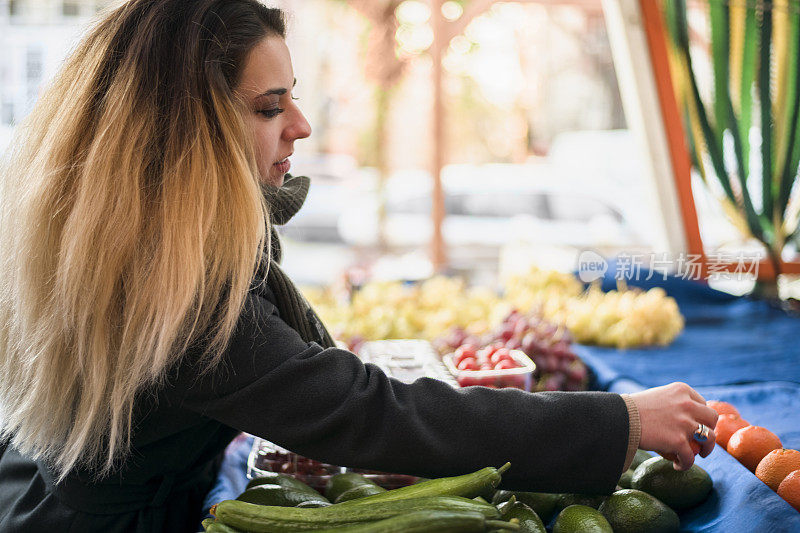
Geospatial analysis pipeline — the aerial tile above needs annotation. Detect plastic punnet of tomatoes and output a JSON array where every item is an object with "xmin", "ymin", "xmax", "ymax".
[{"xmin": 443, "ymin": 346, "xmax": 535, "ymax": 389}]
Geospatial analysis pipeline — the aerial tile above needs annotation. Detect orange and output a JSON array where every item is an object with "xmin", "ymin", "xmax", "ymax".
[
  {"xmin": 777, "ymin": 469, "xmax": 800, "ymax": 512},
  {"xmin": 715, "ymin": 414, "xmax": 750, "ymax": 449},
  {"xmin": 707, "ymin": 400, "xmax": 740, "ymax": 417},
  {"xmin": 756, "ymin": 449, "xmax": 800, "ymax": 491},
  {"xmin": 727, "ymin": 426, "xmax": 783, "ymax": 472}
]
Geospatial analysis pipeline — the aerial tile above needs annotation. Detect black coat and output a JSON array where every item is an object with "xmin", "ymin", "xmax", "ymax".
[{"xmin": 0, "ymin": 279, "xmax": 631, "ymax": 532}]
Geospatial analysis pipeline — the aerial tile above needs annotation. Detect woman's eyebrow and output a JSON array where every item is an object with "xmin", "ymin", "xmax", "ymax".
[{"xmin": 257, "ymin": 78, "xmax": 297, "ymax": 98}]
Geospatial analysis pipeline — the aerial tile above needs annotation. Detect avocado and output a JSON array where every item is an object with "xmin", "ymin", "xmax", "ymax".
[
  {"xmin": 325, "ymin": 472, "xmax": 378, "ymax": 502},
  {"xmin": 333, "ymin": 483, "xmax": 387, "ymax": 503},
  {"xmin": 631, "ymin": 449, "xmax": 654, "ymax": 470},
  {"xmin": 492, "ymin": 490, "xmax": 559, "ymax": 523},
  {"xmin": 246, "ymin": 472, "xmax": 323, "ymax": 496},
  {"xmin": 618, "ymin": 468, "xmax": 634, "ymax": 489},
  {"xmin": 497, "ymin": 500, "xmax": 547, "ymax": 533},
  {"xmin": 236, "ymin": 484, "xmax": 330, "ymax": 507},
  {"xmin": 631, "ymin": 456, "xmax": 712, "ymax": 511},
  {"xmin": 599, "ymin": 489, "xmax": 680, "ymax": 533},
  {"xmin": 554, "ymin": 492, "xmax": 608, "ymax": 513},
  {"xmin": 552, "ymin": 504, "xmax": 613, "ymax": 533}
]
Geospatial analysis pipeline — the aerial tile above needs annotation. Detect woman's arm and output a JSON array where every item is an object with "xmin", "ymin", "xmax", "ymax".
[{"xmin": 172, "ymin": 290, "xmax": 631, "ymax": 494}]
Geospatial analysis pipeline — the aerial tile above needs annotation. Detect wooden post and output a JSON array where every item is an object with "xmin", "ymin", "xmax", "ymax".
[{"xmin": 431, "ymin": 0, "xmax": 447, "ymax": 271}]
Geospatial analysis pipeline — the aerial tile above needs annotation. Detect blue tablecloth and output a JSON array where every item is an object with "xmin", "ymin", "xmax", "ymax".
[
  {"xmin": 578, "ymin": 272, "xmax": 800, "ymax": 531},
  {"xmin": 203, "ymin": 274, "xmax": 800, "ymax": 531},
  {"xmin": 583, "ymin": 274, "xmax": 800, "ymax": 390}
]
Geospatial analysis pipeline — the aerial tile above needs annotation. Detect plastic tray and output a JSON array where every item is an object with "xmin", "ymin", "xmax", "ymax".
[
  {"xmin": 443, "ymin": 349, "xmax": 536, "ymax": 390},
  {"xmin": 247, "ymin": 439, "xmax": 419, "ymax": 492}
]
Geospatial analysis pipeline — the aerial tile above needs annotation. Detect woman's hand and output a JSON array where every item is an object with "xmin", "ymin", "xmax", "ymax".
[{"xmin": 629, "ymin": 382, "xmax": 718, "ymax": 471}]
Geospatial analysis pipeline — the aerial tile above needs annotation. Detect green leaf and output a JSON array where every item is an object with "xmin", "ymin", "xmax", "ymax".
[
  {"xmin": 709, "ymin": 0, "xmax": 729, "ymax": 155},
  {"xmin": 777, "ymin": 6, "xmax": 800, "ymax": 225},
  {"xmin": 759, "ymin": 3, "xmax": 774, "ymax": 223},
  {"xmin": 739, "ymin": 5, "xmax": 758, "ymax": 176},
  {"xmin": 727, "ymin": 93, "xmax": 764, "ymax": 241},
  {"xmin": 672, "ymin": 0, "xmax": 735, "ymax": 206}
]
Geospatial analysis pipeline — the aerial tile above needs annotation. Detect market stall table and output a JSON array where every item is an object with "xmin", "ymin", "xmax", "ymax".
[
  {"xmin": 577, "ymin": 271, "xmax": 800, "ymax": 531},
  {"xmin": 202, "ymin": 273, "xmax": 800, "ymax": 531}
]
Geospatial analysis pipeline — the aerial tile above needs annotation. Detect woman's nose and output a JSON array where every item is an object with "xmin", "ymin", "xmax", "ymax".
[{"xmin": 283, "ymin": 105, "xmax": 312, "ymax": 141}]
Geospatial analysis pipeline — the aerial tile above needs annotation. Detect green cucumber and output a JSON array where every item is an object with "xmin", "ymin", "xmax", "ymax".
[
  {"xmin": 204, "ymin": 520, "xmax": 245, "ymax": 533},
  {"xmin": 214, "ymin": 495, "xmax": 500, "ymax": 532},
  {"xmin": 237, "ymin": 484, "xmax": 330, "ymax": 507},
  {"xmin": 337, "ymin": 463, "xmax": 511, "ymax": 506},
  {"xmin": 201, "ymin": 517, "xmax": 215, "ymax": 531},
  {"xmin": 304, "ymin": 510, "xmax": 519, "ymax": 532},
  {"xmin": 334, "ymin": 484, "xmax": 387, "ymax": 503}
]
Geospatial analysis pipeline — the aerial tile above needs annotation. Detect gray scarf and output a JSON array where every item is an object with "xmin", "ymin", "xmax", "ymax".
[{"xmin": 258, "ymin": 175, "xmax": 337, "ymax": 348}]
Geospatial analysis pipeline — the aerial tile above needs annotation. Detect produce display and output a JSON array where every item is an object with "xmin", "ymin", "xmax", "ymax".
[
  {"xmin": 302, "ymin": 267, "xmax": 685, "ymax": 353},
  {"xmin": 503, "ymin": 268, "xmax": 684, "ymax": 348},
  {"xmin": 302, "ymin": 276, "xmax": 505, "ymax": 352},
  {"xmin": 707, "ymin": 400, "xmax": 800, "ymax": 512},
  {"xmin": 207, "ymin": 458, "xmax": 716, "ymax": 532},
  {"xmin": 444, "ymin": 345, "xmax": 535, "ymax": 389},
  {"xmin": 437, "ymin": 310, "xmax": 590, "ymax": 392},
  {"xmin": 249, "ymin": 439, "xmax": 418, "ymax": 492}
]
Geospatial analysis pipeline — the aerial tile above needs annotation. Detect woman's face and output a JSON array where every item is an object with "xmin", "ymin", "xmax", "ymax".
[{"xmin": 236, "ymin": 36, "xmax": 311, "ymax": 187}]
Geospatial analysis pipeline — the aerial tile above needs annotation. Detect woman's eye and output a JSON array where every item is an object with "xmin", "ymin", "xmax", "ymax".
[{"xmin": 258, "ymin": 107, "xmax": 284, "ymax": 119}]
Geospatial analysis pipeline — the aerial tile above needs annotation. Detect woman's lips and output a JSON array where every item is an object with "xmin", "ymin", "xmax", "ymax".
[{"xmin": 273, "ymin": 157, "xmax": 291, "ymax": 175}]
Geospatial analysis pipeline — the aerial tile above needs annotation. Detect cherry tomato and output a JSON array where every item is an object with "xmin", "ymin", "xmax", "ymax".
[
  {"xmin": 456, "ymin": 357, "xmax": 479, "ymax": 371},
  {"xmin": 454, "ymin": 344, "xmax": 477, "ymax": 363},
  {"xmin": 484, "ymin": 342, "xmax": 504, "ymax": 358},
  {"xmin": 494, "ymin": 359, "xmax": 516, "ymax": 370},
  {"xmin": 490, "ymin": 348, "xmax": 513, "ymax": 365}
]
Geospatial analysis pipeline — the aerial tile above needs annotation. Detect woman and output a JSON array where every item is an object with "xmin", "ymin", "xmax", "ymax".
[{"xmin": 0, "ymin": 1, "xmax": 717, "ymax": 532}]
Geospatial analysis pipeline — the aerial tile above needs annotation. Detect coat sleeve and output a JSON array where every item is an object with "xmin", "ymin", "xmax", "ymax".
[{"xmin": 171, "ymin": 289, "xmax": 631, "ymax": 494}]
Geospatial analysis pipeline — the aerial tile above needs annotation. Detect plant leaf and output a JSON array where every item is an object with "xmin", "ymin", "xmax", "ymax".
[
  {"xmin": 777, "ymin": 2, "xmax": 800, "ymax": 229},
  {"xmin": 738, "ymin": 3, "xmax": 759, "ymax": 178},
  {"xmin": 709, "ymin": 0, "xmax": 730, "ymax": 155},
  {"xmin": 759, "ymin": 1, "xmax": 775, "ymax": 224}
]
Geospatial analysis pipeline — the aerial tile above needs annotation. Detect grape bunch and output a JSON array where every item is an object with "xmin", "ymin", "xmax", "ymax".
[{"xmin": 437, "ymin": 310, "xmax": 589, "ymax": 392}]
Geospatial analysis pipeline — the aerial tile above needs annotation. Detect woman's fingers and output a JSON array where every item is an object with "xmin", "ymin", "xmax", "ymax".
[
  {"xmin": 685, "ymin": 385, "xmax": 706, "ymax": 404},
  {"xmin": 689, "ymin": 402, "xmax": 719, "ymax": 430},
  {"xmin": 632, "ymin": 382, "xmax": 722, "ymax": 471},
  {"xmin": 674, "ymin": 441, "xmax": 697, "ymax": 470},
  {"xmin": 698, "ymin": 429, "xmax": 716, "ymax": 458}
]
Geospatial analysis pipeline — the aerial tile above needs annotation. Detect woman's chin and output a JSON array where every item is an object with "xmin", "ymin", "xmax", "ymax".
[{"xmin": 260, "ymin": 173, "xmax": 284, "ymax": 188}]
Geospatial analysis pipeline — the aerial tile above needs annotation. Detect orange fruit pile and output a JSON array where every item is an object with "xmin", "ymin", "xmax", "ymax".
[
  {"xmin": 755, "ymin": 449, "xmax": 800, "ymax": 491},
  {"xmin": 708, "ymin": 400, "xmax": 799, "ymax": 513},
  {"xmin": 715, "ymin": 414, "xmax": 749, "ymax": 449},
  {"xmin": 728, "ymin": 425, "xmax": 783, "ymax": 472},
  {"xmin": 778, "ymin": 470, "xmax": 800, "ymax": 512},
  {"xmin": 707, "ymin": 400, "xmax": 740, "ymax": 417}
]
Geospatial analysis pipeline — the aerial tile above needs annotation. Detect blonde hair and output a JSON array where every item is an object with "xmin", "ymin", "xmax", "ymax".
[{"xmin": 0, "ymin": 0, "xmax": 285, "ymax": 481}]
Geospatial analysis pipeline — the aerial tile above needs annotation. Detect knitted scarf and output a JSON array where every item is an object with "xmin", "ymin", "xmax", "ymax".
[{"xmin": 258, "ymin": 174, "xmax": 337, "ymax": 349}]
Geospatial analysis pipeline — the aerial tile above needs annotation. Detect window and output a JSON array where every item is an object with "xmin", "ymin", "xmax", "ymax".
[
  {"xmin": 9, "ymin": 0, "xmax": 23, "ymax": 17},
  {"xmin": 62, "ymin": 1, "xmax": 80, "ymax": 17},
  {"xmin": 1, "ymin": 101, "xmax": 14, "ymax": 125},
  {"xmin": 25, "ymin": 47, "xmax": 42, "ymax": 83}
]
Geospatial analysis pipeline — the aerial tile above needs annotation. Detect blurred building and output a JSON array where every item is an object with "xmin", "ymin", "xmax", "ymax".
[{"xmin": 0, "ymin": 0, "xmax": 113, "ymax": 127}]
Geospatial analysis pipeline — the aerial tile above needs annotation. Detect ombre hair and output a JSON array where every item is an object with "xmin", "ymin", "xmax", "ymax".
[{"xmin": 0, "ymin": 0, "xmax": 285, "ymax": 481}]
